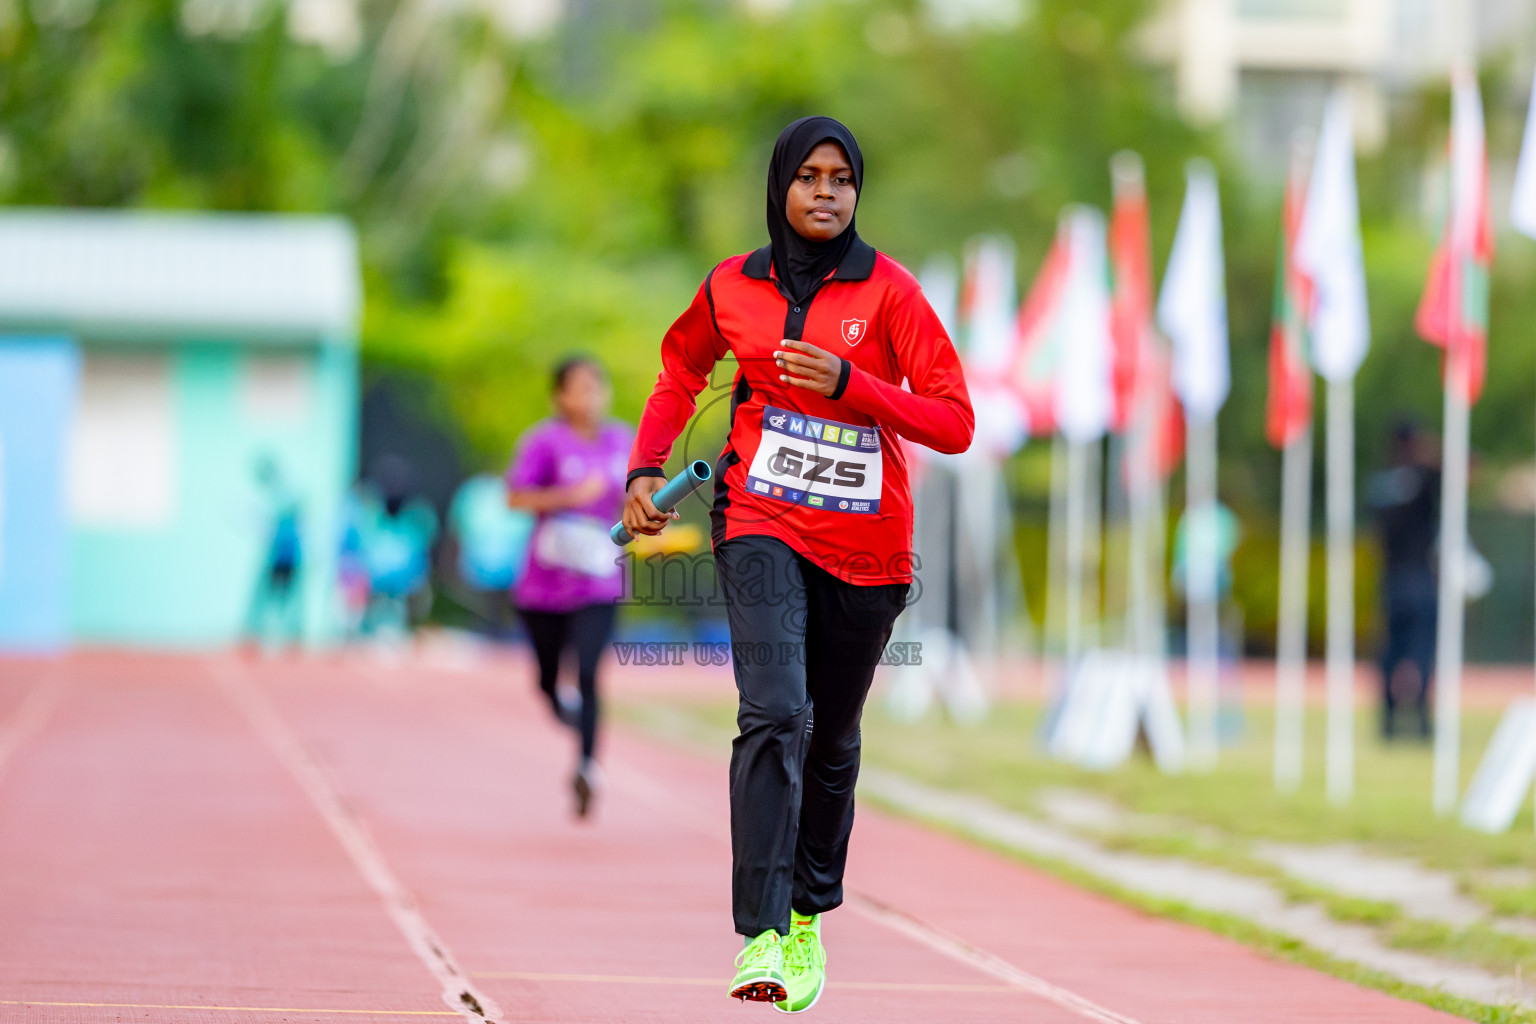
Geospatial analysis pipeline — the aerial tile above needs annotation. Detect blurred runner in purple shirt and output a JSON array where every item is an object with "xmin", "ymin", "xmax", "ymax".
[{"xmin": 506, "ymin": 355, "xmax": 630, "ymax": 818}]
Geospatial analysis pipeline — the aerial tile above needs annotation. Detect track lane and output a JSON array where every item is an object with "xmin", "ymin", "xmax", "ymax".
[
  {"xmin": 256, "ymin": 655, "xmax": 1089, "ymax": 1023},
  {"xmin": 0, "ymin": 652, "xmax": 1471, "ymax": 1023},
  {"xmin": 0, "ymin": 654, "xmax": 449, "ymax": 1023}
]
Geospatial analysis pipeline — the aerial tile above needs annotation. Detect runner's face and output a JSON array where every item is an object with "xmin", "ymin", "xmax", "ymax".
[
  {"xmin": 555, "ymin": 364, "xmax": 610, "ymax": 426},
  {"xmin": 785, "ymin": 142, "xmax": 856, "ymax": 242}
]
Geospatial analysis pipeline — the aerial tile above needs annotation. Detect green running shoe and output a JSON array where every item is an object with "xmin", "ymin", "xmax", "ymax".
[
  {"xmin": 729, "ymin": 930, "xmax": 787, "ymax": 1003},
  {"xmin": 775, "ymin": 912, "xmax": 826, "ymax": 1014}
]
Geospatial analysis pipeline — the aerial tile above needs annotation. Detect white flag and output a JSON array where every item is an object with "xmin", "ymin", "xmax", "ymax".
[
  {"xmin": 1055, "ymin": 207, "xmax": 1113, "ymax": 444},
  {"xmin": 1512, "ymin": 66, "xmax": 1536, "ymax": 238},
  {"xmin": 1158, "ymin": 160, "xmax": 1229, "ymax": 422},
  {"xmin": 962, "ymin": 236, "xmax": 1018, "ymax": 375},
  {"xmin": 1296, "ymin": 89, "xmax": 1370, "ymax": 383},
  {"xmin": 919, "ymin": 255, "xmax": 960, "ymax": 339},
  {"xmin": 949, "ymin": 240, "xmax": 1026, "ymax": 456}
]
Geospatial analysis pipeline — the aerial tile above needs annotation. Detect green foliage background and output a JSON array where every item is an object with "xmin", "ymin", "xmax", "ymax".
[{"xmin": 6, "ymin": 0, "xmax": 1536, "ymax": 651}]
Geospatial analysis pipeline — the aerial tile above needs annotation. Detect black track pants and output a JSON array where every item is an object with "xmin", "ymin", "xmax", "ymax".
[
  {"xmin": 516, "ymin": 602, "xmax": 616, "ymax": 762},
  {"xmin": 715, "ymin": 535, "xmax": 908, "ymax": 938}
]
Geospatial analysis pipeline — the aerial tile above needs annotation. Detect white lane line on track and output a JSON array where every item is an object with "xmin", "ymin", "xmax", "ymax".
[
  {"xmin": 611, "ymin": 744, "xmax": 1144, "ymax": 1024},
  {"xmin": 0, "ymin": 673, "xmax": 65, "ymax": 791},
  {"xmin": 216, "ymin": 662, "xmax": 505, "ymax": 1024},
  {"xmin": 847, "ymin": 892, "xmax": 1144, "ymax": 1024},
  {"xmin": 471, "ymin": 971, "xmax": 1021, "ymax": 993}
]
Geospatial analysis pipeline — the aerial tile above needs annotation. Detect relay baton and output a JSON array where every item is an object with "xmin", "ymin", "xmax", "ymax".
[{"xmin": 610, "ymin": 460, "xmax": 713, "ymax": 545}]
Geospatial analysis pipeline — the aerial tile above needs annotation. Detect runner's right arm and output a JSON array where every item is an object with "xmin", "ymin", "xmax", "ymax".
[{"xmin": 624, "ymin": 274, "xmax": 729, "ymax": 536}]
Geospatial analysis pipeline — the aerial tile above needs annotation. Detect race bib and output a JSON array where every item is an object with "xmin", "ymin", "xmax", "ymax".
[
  {"xmin": 532, "ymin": 515, "xmax": 618, "ymax": 577},
  {"xmin": 745, "ymin": 404, "xmax": 882, "ymax": 514}
]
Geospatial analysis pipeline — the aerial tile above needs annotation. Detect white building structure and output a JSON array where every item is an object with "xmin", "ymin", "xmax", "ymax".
[{"xmin": 1142, "ymin": 0, "xmax": 1535, "ymax": 169}]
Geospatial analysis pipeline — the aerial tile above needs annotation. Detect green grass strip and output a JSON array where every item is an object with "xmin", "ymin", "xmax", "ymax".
[{"xmin": 861, "ymin": 789, "xmax": 1535, "ymax": 1024}]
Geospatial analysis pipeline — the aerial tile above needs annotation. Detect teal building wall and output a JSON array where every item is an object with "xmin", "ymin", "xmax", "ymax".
[
  {"xmin": 65, "ymin": 341, "xmax": 357, "ymax": 647},
  {"xmin": 0, "ymin": 210, "xmax": 360, "ymax": 652}
]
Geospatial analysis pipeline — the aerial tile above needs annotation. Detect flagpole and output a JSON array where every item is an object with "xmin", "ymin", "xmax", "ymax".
[
  {"xmin": 1433, "ymin": 359, "xmax": 1470, "ymax": 815},
  {"xmin": 1110, "ymin": 149, "xmax": 1155, "ymax": 663},
  {"xmin": 1046, "ymin": 432, "xmax": 1069, "ymax": 662},
  {"xmin": 1149, "ymin": 449, "xmax": 1170, "ymax": 664},
  {"xmin": 1064, "ymin": 437, "xmax": 1088, "ymax": 664},
  {"xmin": 1084, "ymin": 436, "xmax": 1104, "ymax": 651},
  {"xmin": 1324, "ymin": 377, "xmax": 1356, "ymax": 803},
  {"xmin": 1127, "ymin": 414, "xmax": 1155, "ymax": 659},
  {"xmin": 1186, "ymin": 414, "xmax": 1220, "ymax": 770},
  {"xmin": 1106, "ymin": 433, "xmax": 1131, "ymax": 648},
  {"xmin": 1274, "ymin": 421, "xmax": 1312, "ymax": 792},
  {"xmin": 1157, "ymin": 158, "xmax": 1228, "ymax": 769},
  {"xmin": 1127, "ymin": 400, "xmax": 1171, "ymax": 662}
]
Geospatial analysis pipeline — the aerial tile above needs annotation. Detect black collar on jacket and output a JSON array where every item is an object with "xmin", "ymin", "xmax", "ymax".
[{"xmin": 741, "ymin": 236, "xmax": 877, "ymax": 285}]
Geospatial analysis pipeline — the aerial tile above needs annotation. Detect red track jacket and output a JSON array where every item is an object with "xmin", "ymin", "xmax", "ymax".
[{"xmin": 628, "ymin": 238, "xmax": 974, "ymax": 585}]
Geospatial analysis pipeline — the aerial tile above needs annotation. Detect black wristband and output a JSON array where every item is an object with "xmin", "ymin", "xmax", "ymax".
[
  {"xmin": 626, "ymin": 467, "xmax": 666, "ymax": 488},
  {"xmin": 829, "ymin": 357, "xmax": 852, "ymax": 400}
]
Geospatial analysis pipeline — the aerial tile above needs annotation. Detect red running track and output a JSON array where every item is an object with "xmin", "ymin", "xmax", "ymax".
[{"xmin": 0, "ymin": 652, "xmax": 1462, "ymax": 1023}]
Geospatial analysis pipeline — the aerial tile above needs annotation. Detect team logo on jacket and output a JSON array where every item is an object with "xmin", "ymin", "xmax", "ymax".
[{"xmin": 841, "ymin": 319, "xmax": 867, "ymax": 346}]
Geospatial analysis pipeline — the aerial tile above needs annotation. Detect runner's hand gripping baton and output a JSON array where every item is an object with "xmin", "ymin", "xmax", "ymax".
[{"xmin": 610, "ymin": 460, "xmax": 712, "ymax": 545}]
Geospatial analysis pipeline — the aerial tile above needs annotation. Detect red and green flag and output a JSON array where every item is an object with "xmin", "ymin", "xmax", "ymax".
[
  {"xmin": 1266, "ymin": 154, "xmax": 1313, "ymax": 449},
  {"xmin": 1417, "ymin": 69, "xmax": 1493, "ymax": 403},
  {"xmin": 1109, "ymin": 153, "xmax": 1182, "ymax": 477},
  {"xmin": 1008, "ymin": 225, "xmax": 1071, "ymax": 436}
]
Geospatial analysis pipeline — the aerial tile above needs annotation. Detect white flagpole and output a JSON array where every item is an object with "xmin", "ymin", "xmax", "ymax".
[
  {"xmin": 1046, "ymin": 433, "xmax": 1070, "ymax": 661},
  {"xmin": 1156, "ymin": 159, "xmax": 1227, "ymax": 769},
  {"xmin": 1149, "ymin": 455, "xmax": 1170, "ymax": 663},
  {"xmin": 1111, "ymin": 150, "xmax": 1156, "ymax": 663},
  {"xmin": 1433, "ymin": 362, "xmax": 1470, "ymax": 814},
  {"xmin": 1186, "ymin": 414, "xmax": 1221, "ymax": 770},
  {"xmin": 1290, "ymin": 87, "xmax": 1370, "ymax": 797},
  {"xmin": 1106, "ymin": 433, "xmax": 1131, "ymax": 648},
  {"xmin": 1324, "ymin": 377, "xmax": 1356, "ymax": 803},
  {"xmin": 1124, "ymin": 384, "xmax": 1171, "ymax": 668},
  {"xmin": 1064, "ymin": 437, "xmax": 1088, "ymax": 664},
  {"xmin": 1053, "ymin": 206, "xmax": 1114, "ymax": 667},
  {"xmin": 1274, "ymin": 421, "xmax": 1312, "ymax": 792},
  {"xmin": 1127, "ymin": 405, "xmax": 1170, "ymax": 662},
  {"xmin": 1127, "ymin": 420, "xmax": 1155, "ymax": 658},
  {"xmin": 1083, "ymin": 436, "xmax": 1104, "ymax": 651}
]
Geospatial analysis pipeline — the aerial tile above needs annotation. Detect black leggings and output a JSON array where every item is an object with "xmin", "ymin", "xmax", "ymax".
[
  {"xmin": 516, "ymin": 603, "xmax": 617, "ymax": 762},
  {"xmin": 715, "ymin": 535, "xmax": 908, "ymax": 938},
  {"xmin": 1380, "ymin": 573, "xmax": 1435, "ymax": 738}
]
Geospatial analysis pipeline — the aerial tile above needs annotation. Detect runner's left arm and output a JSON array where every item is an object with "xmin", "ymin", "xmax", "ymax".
[{"xmin": 835, "ymin": 286, "xmax": 974, "ymax": 454}]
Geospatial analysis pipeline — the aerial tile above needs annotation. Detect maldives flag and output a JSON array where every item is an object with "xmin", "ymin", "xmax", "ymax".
[
  {"xmin": 1110, "ymin": 152, "xmax": 1183, "ymax": 476},
  {"xmin": 1009, "ymin": 225, "xmax": 1071, "ymax": 435},
  {"xmin": 1266, "ymin": 153, "xmax": 1313, "ymax": 449},
  {"xmin": 955, "ymin": 237, "xmax": 1028, "ymax": 455},
  {"xmin": 1110, "ymin": 156, "xmax": 1152, "ymax": 433},
  {"xmin": 1417, "ymin": 68, "xmax": 1493, "ymax": 403}
]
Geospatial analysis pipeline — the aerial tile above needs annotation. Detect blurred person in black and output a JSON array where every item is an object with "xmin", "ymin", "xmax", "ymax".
[
  {"xmin": 1368, "ymin": 418, "xmax": 1440, "ymax": 740},
  {"xmin": 242, "ymin": 454, "xmax": 302, "ymax": 653}
]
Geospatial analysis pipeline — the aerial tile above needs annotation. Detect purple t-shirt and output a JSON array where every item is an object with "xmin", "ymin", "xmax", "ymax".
[{"xmin": 506, "ymin": 418, "xmax": 631, "ymax": 612}]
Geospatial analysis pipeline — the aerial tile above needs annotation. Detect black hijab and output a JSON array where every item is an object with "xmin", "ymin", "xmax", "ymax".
[{"xmin": 766, "ymin": 116, "xmax": 864, "ymax": 304}]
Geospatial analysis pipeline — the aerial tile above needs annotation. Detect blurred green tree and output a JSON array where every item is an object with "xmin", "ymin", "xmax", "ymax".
[{"xmin": 10, "ymin": 0, "xmax": 1536, "ymax": 652}]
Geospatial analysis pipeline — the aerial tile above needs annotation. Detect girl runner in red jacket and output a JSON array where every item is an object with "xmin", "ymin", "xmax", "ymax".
[{"xmin": 622, "ymin": 115, "xmax": 973, "ymax": 1014}]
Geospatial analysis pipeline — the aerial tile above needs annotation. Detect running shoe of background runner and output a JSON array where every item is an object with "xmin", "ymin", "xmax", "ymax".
[
  {"xmin": 730, "ymin": 930, "xmax": 787, "ymax": 1002},
  {"xmin": 775, "ymin": 911, "xmax": 826, "ymax": 1013},
  {"xmin": 572, "ymin": 762, "xmax": 601, "ymax": 819}
]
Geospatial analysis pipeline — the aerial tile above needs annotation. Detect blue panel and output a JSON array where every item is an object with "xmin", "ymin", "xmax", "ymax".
[{"xmin": 0, "ymin": 337, "xmax": 79, "ymax": 652}]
